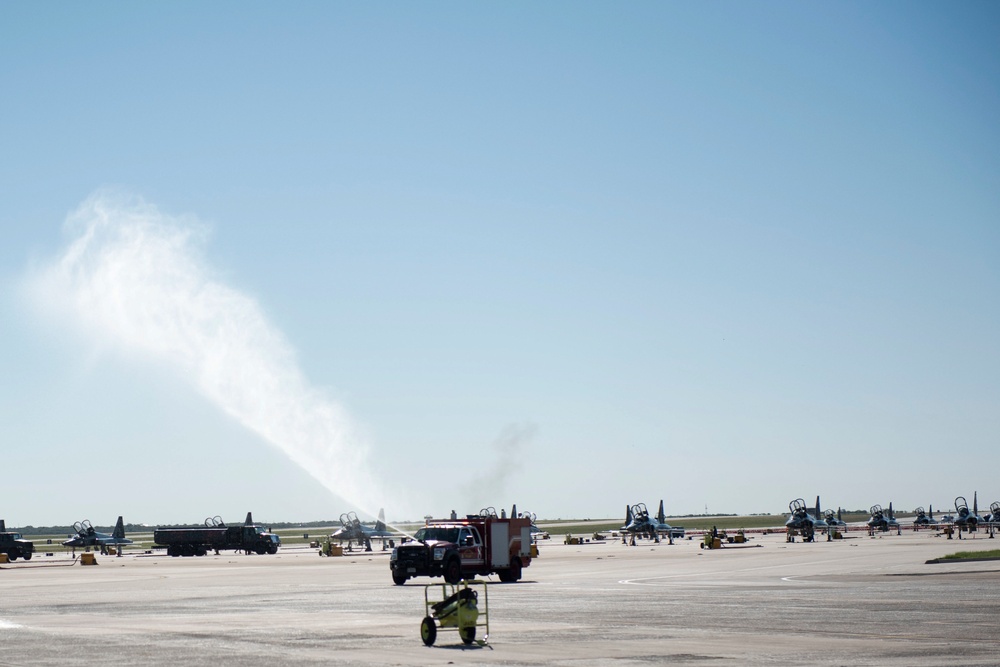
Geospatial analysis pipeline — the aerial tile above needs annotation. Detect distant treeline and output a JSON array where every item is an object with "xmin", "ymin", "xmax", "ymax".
[
  {"xmin": 12, "ymin": 523, "xmax": 151, "ymax": 536},
  {"xmin": 9, "ymin": 519, "xmax": 373, "ymax": 536},
  {"xmin": 10, "ymin": 511, "xmax": 897, "ymax": 535}
]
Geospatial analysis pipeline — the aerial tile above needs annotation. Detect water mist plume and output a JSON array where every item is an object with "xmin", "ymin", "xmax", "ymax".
[
  {"xmin": 26, "ymin": 192, "xmax": 385, "ymax": 515},
  {"xmin": 460, "ymin": 423, "xmax": 536, "ymax": 508}
]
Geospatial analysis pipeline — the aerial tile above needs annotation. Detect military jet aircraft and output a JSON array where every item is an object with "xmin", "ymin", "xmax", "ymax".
[
  {"xmin": 985, "ymin": 501, "xmax": 1000, "ymax": 524},
  {"xmin": 867, "ymin": 503, "xmax": 901, "ymax": 535},
  {"xmin": 952, "ymin": 494, "xmax": 987, "ymax": 538},
  {"xmin": 622, "ymin": 500, "xmax": 679, "ymax": 545},
  {"xmin": 329, "ymin": 508, "xmax": 395, "ymax": 551},
  {"xmin": 785, "ymin": 497, "xmax": 828, "ymax": 542},
  {"xmin": 62, "ymin": 516, "xmax": 133, "ymax": 555},
  {"xmin": 505, "ymin": 504, "xmax": 550, "ymax": 539},
  {"xmin": 518, "ymin": 511, "xmax": 549, "ymax": 540},
  {"xmin": 824, "ymin": 507, "xmax": 847, "ymax": 530},
  {"xmin": 912, "ymin": 505, "xmax": 938, "ymax": 529}
]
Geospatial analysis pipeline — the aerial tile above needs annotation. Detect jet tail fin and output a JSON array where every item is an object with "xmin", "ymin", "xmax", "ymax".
[
  {"xmin": 815, "ymin": 496, "xmax": 822, "ymax": 520},
  {"xmin": 113, "ymin": 516, "xmax": 126, "ymax": 539},
  {"xmin": 375, "ymin": 508, "xmax": 387, "ymax": 532},
  {"xmin": 624, "ymin": 504, "xmax": 633, "ymax": 526},
  {"xmin": 245, "ymin": 512, "xmax": 254, "ymax": 526},
  {"xmin": 928, "ymin": 504, "xmax": 934, "ymax": 519},
  {"xmin": 511, "ymin": 503, "xmax": 518, "ymax": 519},
  {"xmin": 657, "ymin": 500, "xmax": 666, "ymax": 525},
  {"xmin": 0, "ymin": 519, "xmax": 5, "ymax": 531},
  {"xmin": 973, "ymin": 492, "xmax": 978, "ymax": 515}
]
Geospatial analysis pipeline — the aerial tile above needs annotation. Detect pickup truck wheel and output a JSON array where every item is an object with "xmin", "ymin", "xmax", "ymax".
[
  {"xmin": 444, "ymin": 557, "xmax": 462, "ymax": 584},
  {"xmin": 7, "ymin": 550, "xmax": 18, "ymax": 561},
  {"xmin": 267, "ymin": 544, "xmax": 278, "ymax": 555},
  {"xmin": 21, "ymin": 552, "xmax": 32, "ymax": 561},
  {"xmin": 420, "ymin": 616, "xmax": 437, "ymax": 646},
  {"xmin": 392, "ymin": 571, "xmax": 408, "ymax": 585}
]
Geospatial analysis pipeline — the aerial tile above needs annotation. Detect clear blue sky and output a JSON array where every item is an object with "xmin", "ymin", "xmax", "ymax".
[{"xmin": 1, "ymin": 3, "xmax": 997, "ymax": 527}]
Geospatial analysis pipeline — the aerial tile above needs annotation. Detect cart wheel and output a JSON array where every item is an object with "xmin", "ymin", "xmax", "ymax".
[
  {"xmin": 420, "ymin": 616, "xmax": 437, "ymax": 646},
  {"xmin": 460, "ymin": 626, "xmax": 476, "ymax": 645}
]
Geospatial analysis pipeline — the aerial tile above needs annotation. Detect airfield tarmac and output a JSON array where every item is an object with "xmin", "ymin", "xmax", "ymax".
[{"xmin": 1, "ymin": 529, "xmax": 998, "ymax": 666}]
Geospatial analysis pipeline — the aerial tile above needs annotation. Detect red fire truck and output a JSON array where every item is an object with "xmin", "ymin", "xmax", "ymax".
[{"xmin": 390, "ymin": 508, "xmax": 533, "ymax": 585}]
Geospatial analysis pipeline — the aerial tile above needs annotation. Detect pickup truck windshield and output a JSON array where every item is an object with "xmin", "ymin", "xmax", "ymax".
[{"xmin": 414, "ymin": 527, "xmax": 460, "ymax": 543}]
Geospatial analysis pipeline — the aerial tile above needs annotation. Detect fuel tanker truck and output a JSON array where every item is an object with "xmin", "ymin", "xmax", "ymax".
[
  {"xmin": 154, "ymin": 512, "xmax": 280, "ymax": 557},
  {"xmin": 0, "ymin": 519, "xmax": 35, "ymax": 561}
]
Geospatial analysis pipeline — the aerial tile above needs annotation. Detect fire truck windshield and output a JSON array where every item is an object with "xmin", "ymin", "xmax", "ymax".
[{"xmin": 414, "ymin": 527, "xmax": 461, "ymax": 543}]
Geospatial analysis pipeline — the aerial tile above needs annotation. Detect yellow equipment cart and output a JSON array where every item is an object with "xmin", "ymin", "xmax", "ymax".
[{"xmin": 420, "ymin": 580, "xmax": 489, "ymax": 647}]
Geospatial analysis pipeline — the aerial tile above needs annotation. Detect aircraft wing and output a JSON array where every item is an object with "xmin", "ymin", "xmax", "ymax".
[
  {"xmin": 63, "ymin": 535, "xmax": 134, "ymax": 547},
  {"xmin": 364, "ymin": 527, "xmax": 396, "ymax": 538}
]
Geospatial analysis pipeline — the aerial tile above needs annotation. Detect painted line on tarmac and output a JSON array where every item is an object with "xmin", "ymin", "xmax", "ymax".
[
  {"xmin": 779, "ymin": 576, "xmax": 821, "ymax": 584},
  {"xmin": 619, "ymin": 555, "xmax": 874, "ymax": 586}
]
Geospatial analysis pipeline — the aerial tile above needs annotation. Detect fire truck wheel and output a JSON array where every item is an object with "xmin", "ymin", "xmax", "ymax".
[
  {"xmin": 460, "ymin": 626, "xmax": 476, "ymax": 645},
  {"xmin": 499, "ymin": 558, "xmax": 522, "ymax": 583},
  {"xmin": 444, "ymin": 557, "xmax": 462, "ymax": 584},
  {"xmin": 392, "ymin": 571, "xmax": 408, "ymax": 585},
  {"xmin": 420, "ymin": 616, "xmax": 437, "ymax": 646}
]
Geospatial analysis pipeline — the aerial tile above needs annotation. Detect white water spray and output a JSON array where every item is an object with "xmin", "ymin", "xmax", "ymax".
[{"xmin": 27, "ymin": 192, "xmax": 385, "ymax": 516}]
